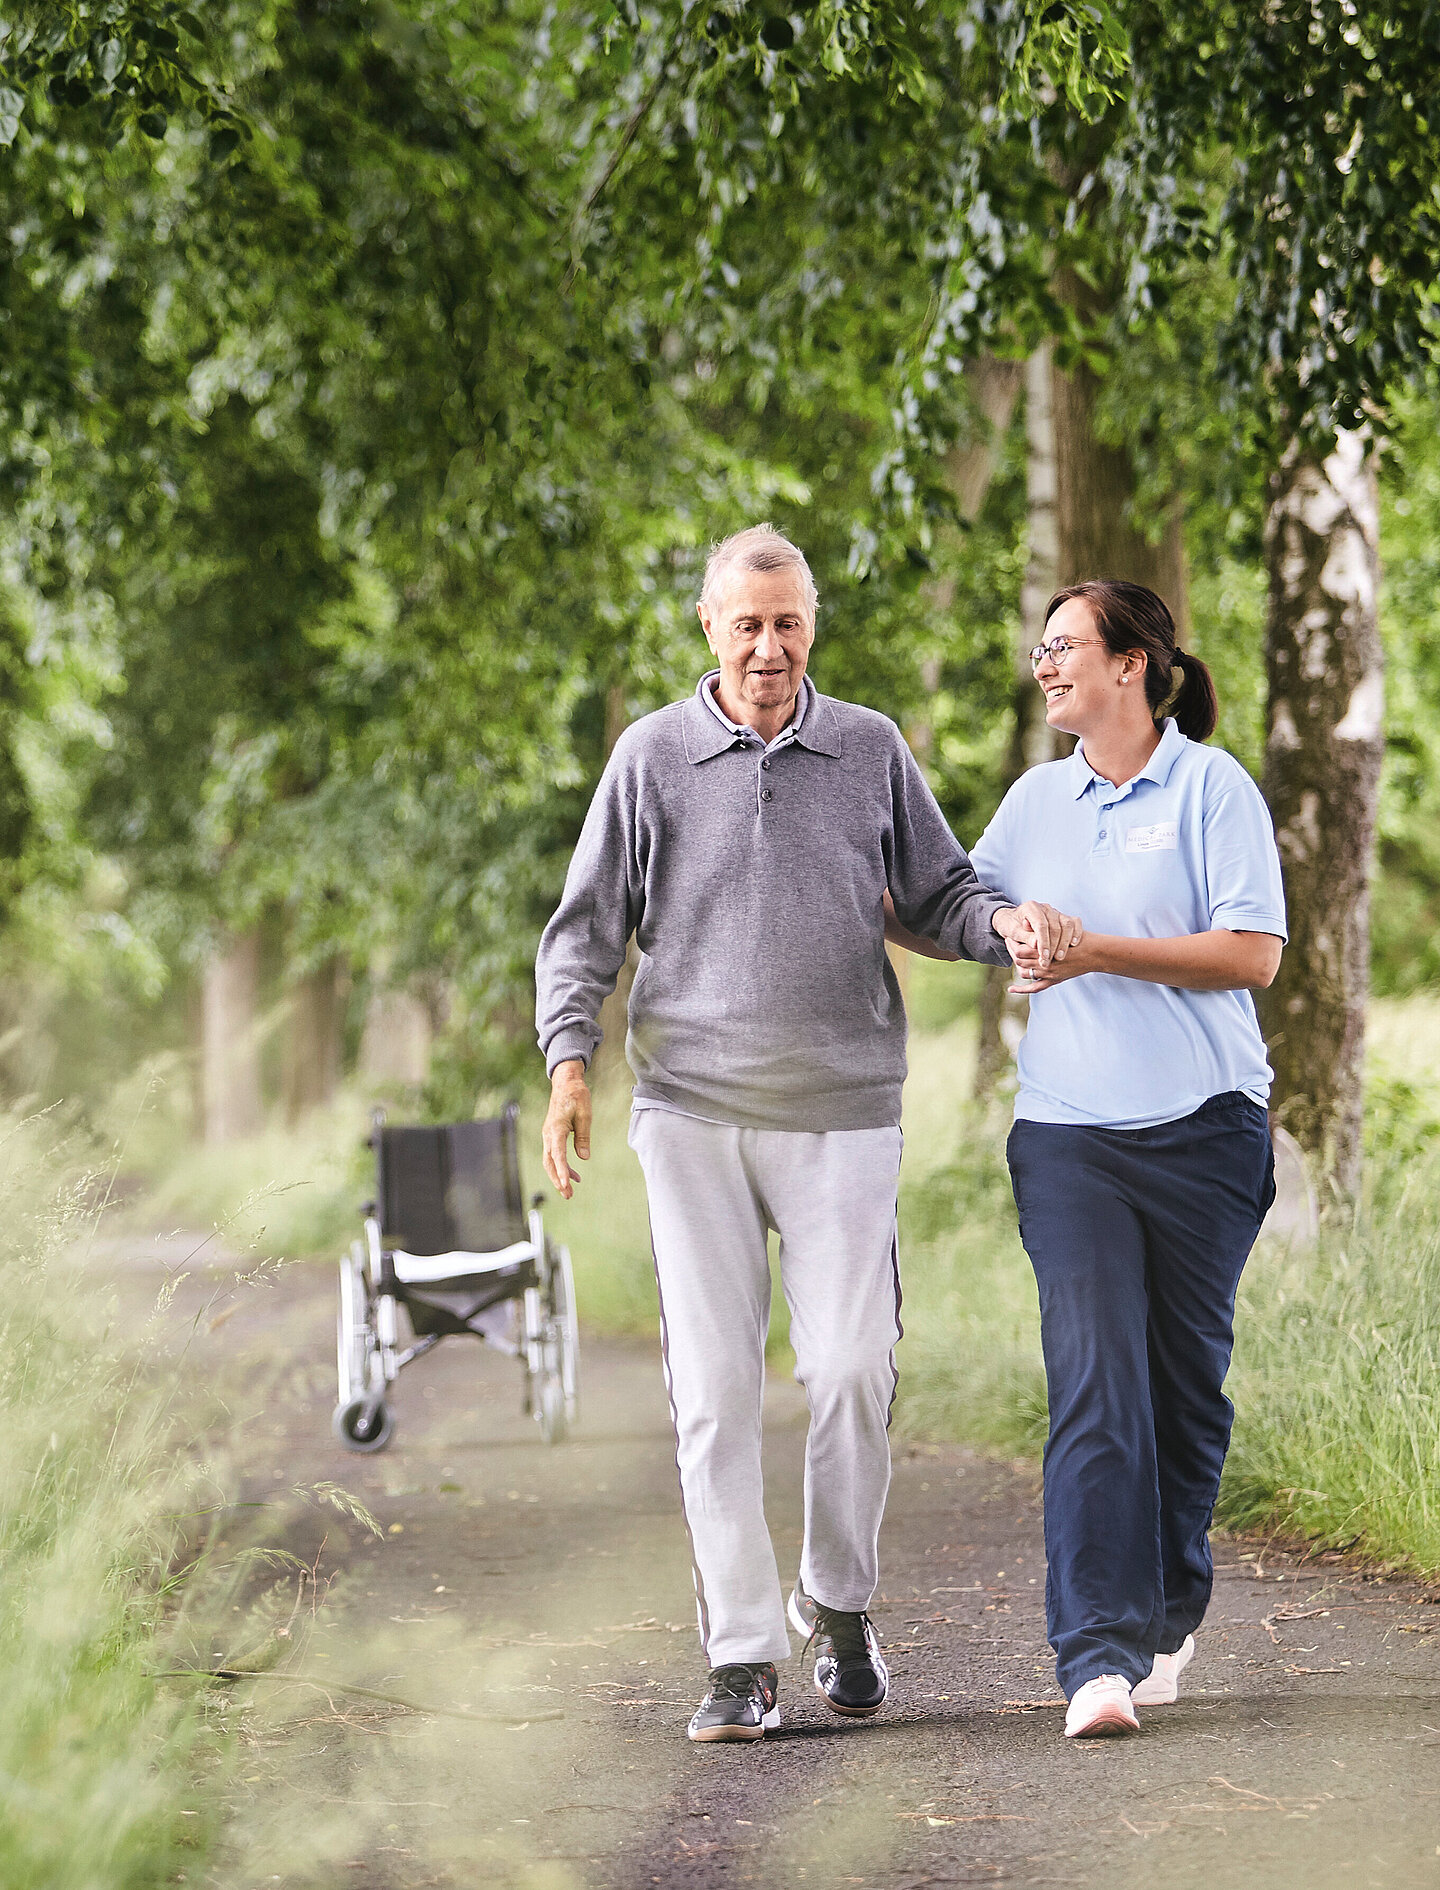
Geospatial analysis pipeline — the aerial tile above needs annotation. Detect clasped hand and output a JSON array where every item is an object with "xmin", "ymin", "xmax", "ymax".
[{"xmin": 996, "ymin": 901, "xmax": 1086, "ymax": 996}]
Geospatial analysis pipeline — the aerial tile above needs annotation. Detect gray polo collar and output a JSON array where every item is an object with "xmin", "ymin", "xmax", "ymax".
[{"xmin": 681, "ymin": 673, "xmax": 842, "ymax": 763}]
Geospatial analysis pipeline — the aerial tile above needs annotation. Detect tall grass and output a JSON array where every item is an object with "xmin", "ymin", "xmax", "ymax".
[
  {"xmin": 0, "ymin": 1114, "xmax": 225, "ymax": 1888},
  {"xmin": 1219, "ymin": 1166, "xmax": 1440, "ymax": 1565},
  {"xmin": 1219, "ymin": 1010, "xmax": 1440, "ymax": 1566},
  {"xmin": 132, "ymin": 1095, "xmax": 369, "ymax": 1264}
]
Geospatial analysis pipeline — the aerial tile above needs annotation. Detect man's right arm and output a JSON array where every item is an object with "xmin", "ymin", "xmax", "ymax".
[{"xmin": 534, "ymin": 750, "xmax": 643, "ymax": 1195}]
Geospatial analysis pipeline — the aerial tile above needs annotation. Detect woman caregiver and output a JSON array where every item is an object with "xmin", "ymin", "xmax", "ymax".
[{"xmin": 969, "ymin": 579, "xmax": 1287, "ymax": 1740}]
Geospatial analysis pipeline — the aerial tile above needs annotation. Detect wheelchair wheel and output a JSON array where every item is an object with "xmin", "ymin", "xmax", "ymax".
[
  {"xmin": 336, "ymin": 1244, "xmax": 374, "ymax": 1405},
  {"xmin": 538, "ymin": 1374, "xmax": 566, "ymax": 1445},
  {"xmin": 332, "ymin": 1396, "xmax": 395, "ymax": 1453},
  {"xmin": 536, "ymin": 1239, "xmax": 578, "ymax": 1421},
  {"xmin": 547, "ymin": 1240, "xmax": 580, "ymax": 1426}
]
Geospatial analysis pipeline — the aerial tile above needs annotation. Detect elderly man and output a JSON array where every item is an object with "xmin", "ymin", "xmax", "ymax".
[{"xmin": 536, "ymin": 525, "xmax": 1068, "ymax": 1744}]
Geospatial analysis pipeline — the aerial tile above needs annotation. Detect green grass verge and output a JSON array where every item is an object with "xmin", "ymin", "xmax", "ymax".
[
  {"xmin": 132, "ymin": 1099, "xmax": 369, "ymax": 1265},
  {"xmin": 1220, "ymin": 1006, "xmax": 1440, "ymax": 1568},
  {"xmin": 0, "ymin": 1115, "xmax": 227, "ymax": 1888}
]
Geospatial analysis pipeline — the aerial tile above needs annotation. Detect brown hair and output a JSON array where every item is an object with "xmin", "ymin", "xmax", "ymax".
[{"xmin": 1044, "ymin": 580, "xmax": 1218, "ymax": 742}]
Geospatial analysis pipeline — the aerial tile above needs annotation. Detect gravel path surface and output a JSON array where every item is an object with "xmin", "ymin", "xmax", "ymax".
[{"xmin": 103, "ymin": 1237, "xmax": 1440, "ymax": 1889}]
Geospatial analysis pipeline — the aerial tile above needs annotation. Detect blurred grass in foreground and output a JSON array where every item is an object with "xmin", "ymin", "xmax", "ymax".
[
  {"xmin": 0, "ymin": 1114, "xmax": 223, "ymax": 1888},
  {"xmin": 0, "ymin": 1110, "xmax": 418, "ymax": 1888},
  {"xmin": 127, "ymin": 1090, "xmax": 369, "ymax": 1264}
]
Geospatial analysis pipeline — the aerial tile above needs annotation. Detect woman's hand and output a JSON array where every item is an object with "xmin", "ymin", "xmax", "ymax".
[
  {"xmin": 1009, "ymin": 926, "xmax": 1093, "ymax": 994},
  {"xmin": 994, "ymin": 902, "xmax": 1085, "ymax": 972}
]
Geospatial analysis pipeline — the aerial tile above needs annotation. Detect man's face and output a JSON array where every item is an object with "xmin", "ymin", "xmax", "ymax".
[{"xmin": 697, "ymin": 566, "xmax": 816, "ymax": 720}]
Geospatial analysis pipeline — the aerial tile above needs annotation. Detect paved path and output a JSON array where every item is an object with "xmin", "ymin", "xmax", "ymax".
[{"xmin": 101, "ymin": 1238, "xmax": 1440, "ymax": 1889}]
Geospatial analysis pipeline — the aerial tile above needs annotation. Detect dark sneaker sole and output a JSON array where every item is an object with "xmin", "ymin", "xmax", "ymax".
[
  {"xmin": 688, "ymin": 1706, "xmax": 781, "ymax": 1744},
  {"xmin": 813, "ymin": 1674, "xmax": 887, "ymax": 1718}
]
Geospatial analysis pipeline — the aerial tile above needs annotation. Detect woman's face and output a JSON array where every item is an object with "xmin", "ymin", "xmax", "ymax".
[{"xmin": 1032, "ymin": 598, "xmax": 1144, "ymax": 739}]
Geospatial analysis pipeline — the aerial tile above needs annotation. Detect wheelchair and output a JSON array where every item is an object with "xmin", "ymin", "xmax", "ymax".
[{"xmin": 332, "ymin": 1103, "xmax": 578, "ymax": 1453}]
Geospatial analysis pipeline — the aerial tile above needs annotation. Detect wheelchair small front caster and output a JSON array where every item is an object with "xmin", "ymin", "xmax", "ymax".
[{"xmin": 332, "ymin": 1396, "xmax": 395, "ymax": 1454}]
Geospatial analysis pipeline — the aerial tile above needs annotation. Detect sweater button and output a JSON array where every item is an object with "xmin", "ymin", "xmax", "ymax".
[
  {"xmin": 761, "ymin": 758, "xmax": 772, "ymax": 770},
  {"xmin": 760, "ymin": 788, "xmax": 773, "ymax": 802}
]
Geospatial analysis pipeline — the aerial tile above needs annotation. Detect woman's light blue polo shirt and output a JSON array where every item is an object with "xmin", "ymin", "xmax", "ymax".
[{"xmin": 968, "ymin": 719, "xmax": 1287, "ymax": 1130}]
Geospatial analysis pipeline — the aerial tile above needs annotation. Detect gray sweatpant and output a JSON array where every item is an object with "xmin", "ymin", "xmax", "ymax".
[{"xmin": 628, "ymin": 1107, "xmax": 904, "ymax": 1668}]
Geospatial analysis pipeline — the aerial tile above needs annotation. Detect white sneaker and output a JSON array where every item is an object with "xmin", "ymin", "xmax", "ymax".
[
  {"xmin": 1131, "ymin": 1634, "xmax": 1195, "ymax": 1706},
  {"xmin": 1064, "ymin": 1674, "xmax": 1140, "ymax": 1739}
]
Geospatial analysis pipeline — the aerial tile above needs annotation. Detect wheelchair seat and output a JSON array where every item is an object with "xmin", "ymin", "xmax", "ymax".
[{"xmin": 390, "ymin": 1241, "xmax": 534, "ymax": 1284}]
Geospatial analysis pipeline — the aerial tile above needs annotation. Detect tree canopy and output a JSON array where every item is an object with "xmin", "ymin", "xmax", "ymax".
[{"xmin": 2, "ymin": 0, "xmax": 1439, "ymax": 1127}]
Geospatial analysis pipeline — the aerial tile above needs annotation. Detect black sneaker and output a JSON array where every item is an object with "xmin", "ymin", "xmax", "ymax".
[
  {"xmin": 687, "ymin": 1663, "xmax": 781, "ymax": 1743},
  {"xmin": 805, "ymin": 1597, "xmax": 889, "ymax": 1717}
]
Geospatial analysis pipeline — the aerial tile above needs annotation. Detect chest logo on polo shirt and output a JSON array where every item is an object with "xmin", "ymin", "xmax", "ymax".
[{"xmin": 1125, "ymin": 820, "xmax": 1179, "ymax": 853}]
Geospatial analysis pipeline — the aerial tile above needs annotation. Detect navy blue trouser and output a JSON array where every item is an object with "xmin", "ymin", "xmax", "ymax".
[{"xmin": 1007, "ymin": 1093, "xmax": 1275, "ymax": 1697}]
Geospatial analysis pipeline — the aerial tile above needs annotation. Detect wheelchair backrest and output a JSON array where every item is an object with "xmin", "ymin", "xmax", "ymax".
[{"xmin": 374, "ymin": 1104, "xmax": 528, "ymax": 1256}]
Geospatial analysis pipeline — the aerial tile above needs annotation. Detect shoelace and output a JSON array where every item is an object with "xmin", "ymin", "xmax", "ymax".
[
  {"xmin": 812, "ymin": 1608, "xmax": 874, "ymax": 1663},
  {"xmin": 707, "ymin": 1664, "xmax": 768, "ymax": 1700}
]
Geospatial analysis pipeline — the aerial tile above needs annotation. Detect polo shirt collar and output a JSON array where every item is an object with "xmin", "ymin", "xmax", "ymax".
[
  {"xmin": 681, "ymin": 674, "xmax": 842, "ymax": 763},
  {"xmin": 1068, "ymin": 717, "xmax": 1184, "ymax": 798}
]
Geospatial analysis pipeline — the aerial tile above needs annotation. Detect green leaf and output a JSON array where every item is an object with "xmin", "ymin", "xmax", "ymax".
[
  {"xmin": 136, "ymin": 21, "xmax": 181, "ymax": 55},
  {"xmin": 98, "ymin": 38, "xmax": 125, "ymax": 83},
  {"xmin": 137, "ymin": 107, "xmax": 167, "ymax": 138},
  {"xmin": 207, "ymin": 124, "xmax": 240, "ymax": 160}
]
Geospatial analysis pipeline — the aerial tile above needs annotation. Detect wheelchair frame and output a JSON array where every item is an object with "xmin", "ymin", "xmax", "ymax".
[{"xmin": 332, "ymin": 1103, "xmax": 579, "ymax": 1453}]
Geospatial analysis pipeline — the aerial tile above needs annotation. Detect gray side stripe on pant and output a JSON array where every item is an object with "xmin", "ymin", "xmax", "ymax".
[
  {"xmin": 649, "ymin": 1217, "xmax": 714, "ymax": 1663},
  {"xmin": 884, "ymin": 1228, "xmax": 904, "ymax": 1431}
]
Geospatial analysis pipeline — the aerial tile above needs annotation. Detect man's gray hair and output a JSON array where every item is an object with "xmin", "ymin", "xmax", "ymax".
[{"xmin": 700, "ymin": 523, "xmax": 818, "ymax": 612}]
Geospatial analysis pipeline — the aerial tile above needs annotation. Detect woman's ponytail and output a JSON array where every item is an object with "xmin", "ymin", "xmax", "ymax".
[{"xmin": 1169, "ymin": 649, "xmax": 1218, "ymax": 742}]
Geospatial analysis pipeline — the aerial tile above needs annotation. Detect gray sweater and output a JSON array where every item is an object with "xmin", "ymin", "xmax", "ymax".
[{"xmin": 535, "ymin": 678, "xmax": 1012, "ymax": 1131}]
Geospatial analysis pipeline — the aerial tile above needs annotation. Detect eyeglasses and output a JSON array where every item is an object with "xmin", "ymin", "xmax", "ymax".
[{"xmin": 1028, "ymin": 635, "xmax": 1104, "ymax": 670}]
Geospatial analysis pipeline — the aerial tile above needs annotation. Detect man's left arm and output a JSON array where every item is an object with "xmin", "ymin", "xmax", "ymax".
[
  {"xmin": 885, "ymin": 743, "xmax": 1076, "ymax": 969},
  {"xmin": 885, "ymin": 742, "xmax": 1013, "ymax": 965}
]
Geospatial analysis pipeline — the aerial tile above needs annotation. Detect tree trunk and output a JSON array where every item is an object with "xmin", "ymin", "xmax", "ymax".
[
  {"xmin": 1259, "ymin": 431, "xmax": 1383, "ymax": 1203},
  {"xmin": 359, "ymin": 985, "xmax": 432, "ymax": 1091},
  {"xmin": 1050, "ymin": 346, "xmax": 1190, "ymax": 625},
  {"xmin": 281, "ymin": 956, "xmax": 349, "ymax": 1123},
  {"xmin": 201, "ymin": 928, "xmax": 264, "ymax": 1145},
  {"xmin": 942, "ymin": 355, "xmax": 1026, "ymax": 526},
  {"xmin": 975, "ymin": 345, "xmax": 1063, "ymax": 1099}
]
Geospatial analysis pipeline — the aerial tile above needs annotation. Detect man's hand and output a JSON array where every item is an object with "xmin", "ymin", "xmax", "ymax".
[
  {"xmin": 542, "ymin": 1059, "xmax": 592, "ymax": 1199},
  {"xmin": 992, "ymin": 901, "xmax": 1084, "ymax": 971}
]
